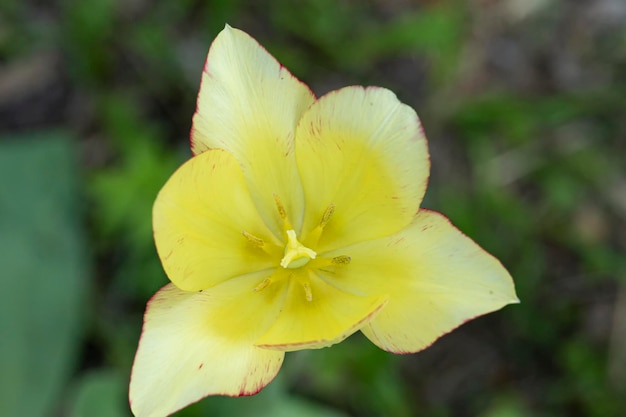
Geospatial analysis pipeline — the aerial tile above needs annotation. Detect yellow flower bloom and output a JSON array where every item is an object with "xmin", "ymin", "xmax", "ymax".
[{"xmin": 129, "ymin": 25, "xmax": 519, "ymax": 417}]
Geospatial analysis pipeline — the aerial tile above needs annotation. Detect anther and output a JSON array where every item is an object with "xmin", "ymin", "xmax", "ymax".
[
  {"xmin": 242, "ymin": 230, "xmax": 264, "ymax": 247},
  {"xmin": 302, "ymin": 281, "xmax": 313, "ymax": 302},
  {"xmin": 273, "ymin": 194, "xmax": 287, "ymax": 219},
  {"xmin": 254, "ymin": 278, "xmax": 272, "ymax": 292},
  {"xmin": 302, "ymin": 203, "xmax": 335, "ymax": 246},
  {"xmin": 310, "ymin": 254, "xmax": 352, "ymax": 271},
  {"xmin": 320, "ymin": 204, "xmax": 335, "ymax": 228},
  {"xmin": 273, "ymin": 194, "xmax": 294, "ymax": 231},
  {"xmin": 332, "ymin": 255, "xmax": 351, "ymax": 265}
]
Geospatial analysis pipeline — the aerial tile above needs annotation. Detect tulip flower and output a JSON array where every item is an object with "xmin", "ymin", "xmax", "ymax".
[{"xmin": 129, "ymin": 25, "xmax": 518, "ymax": 417}]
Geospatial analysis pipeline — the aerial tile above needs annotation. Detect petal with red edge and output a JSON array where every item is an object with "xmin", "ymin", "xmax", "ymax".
[
  {"xmin": 255, "ymin": 270, "xmax": 388, "ymax": 351},
  {"xmin": 295, "ymin": 86, "xmax": 429, "ymax": 252},
  {"xmin": 321, "ymin": 209, "xmax": 518, "ymax": 353},
  {"xmin": 153, "ymin": 149, "xmax": 280, "ymax": 292},
  {"xmin": 191, "ymin": 25, "xmax": 316, "ymax": 236},
  {"xmin": 130, "ymin": 274, "xmax": 288, "ymax": 417}
]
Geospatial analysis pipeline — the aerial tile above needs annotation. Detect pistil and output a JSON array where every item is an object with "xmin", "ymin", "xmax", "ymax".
[{"xmin": 280, "ymin": 230, "xmax": 317, "ymax": 269}]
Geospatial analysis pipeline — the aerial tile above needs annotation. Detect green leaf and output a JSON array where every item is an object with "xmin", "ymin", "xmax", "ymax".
[
  {"xmin": 0, "ymin": 132, "xmax": 88, "ymax": 417},
  {"xmin": 69, "ymin": 369, "xmax": 128, "ymax": 417},
  {"xmin": 177, "ymin": 373, "xmax": 348, "ymax": 417}
]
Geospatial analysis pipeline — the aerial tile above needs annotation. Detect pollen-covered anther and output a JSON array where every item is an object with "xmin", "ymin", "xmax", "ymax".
[
  {"xmin": 253, "ymin": 278, "xmax": 272, "ymax": 292},
  {"xmin": 273, "ymin": 194, "xmax": 287, "ymax": 219},
  {"xmin": 242, "ymin": 230, "xmax": 264, "ymax": 247},
  {"xmin": 319, "ymin": 204, "xmax": 335, "ymax": 228},
  {"xmin": 280, "ymin": 229, "xmax": 317, "ymax": 269},
  {"xmin": 332, "ymin": 255, "xmax": 351, "ymax": 265},
  {"xmin": 273, "ymin": 194, "xmax": 293, "ymax": 231},
  {"xmin": 303, "ymin": 203, "xmax": 336, "ymax": 247},
  {"xmin": 301, "ymin": 281, "xmax": 313, "ymax": 302},
  {"xmin": 309, "ymin": 254, "xmax": 351, "ymax": 270}
]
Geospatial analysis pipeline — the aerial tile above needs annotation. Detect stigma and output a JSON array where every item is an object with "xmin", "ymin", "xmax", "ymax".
[{"xmin": 280, "ymin": 229, "xmax": 317, "ymax": 269}]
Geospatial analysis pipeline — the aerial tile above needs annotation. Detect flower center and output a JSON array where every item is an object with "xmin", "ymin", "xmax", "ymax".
[
  {"xmin": 280, "ymin": 229, "xmax": 317, "ymax": 269},
  {"xmin": 250, "ymin": 196, "xmax": 350, "ymax": 302}
]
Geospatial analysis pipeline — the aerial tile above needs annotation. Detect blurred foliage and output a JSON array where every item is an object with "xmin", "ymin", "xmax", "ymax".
[
  {"xmin": 1, "ymin": 0, "xmax": 625, "ymax": 416},
  {"xmin": 0, "ymin": 134, "xmax": 87, "ymax": 417},
  {"xmin": 69, "ymin": 369, "xmax": 128, "ymax": 417}
]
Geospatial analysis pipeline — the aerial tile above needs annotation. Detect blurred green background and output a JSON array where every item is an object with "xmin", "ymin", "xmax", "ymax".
[{"xmin": 1, "ymin": 0, "xmax": 625, "ymax": 416}]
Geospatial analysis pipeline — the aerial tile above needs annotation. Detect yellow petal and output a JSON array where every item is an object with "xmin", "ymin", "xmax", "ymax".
[
  {"xmin": 153, "ymin": 149, "xmax": 280, "ymax": 292},
  {"xmin": 130, "ymin": 275, "xmax": 287, "ymax": 417},
  {"xmin": 191, "ymin": 25, "xmax": 316, "ymax": 236},
  {"xmin": 255, "ymin": 271, "xmax": 388, "ymax": 351},
  {"xmin": 295, "ymin": 86, "xmax": 429, "ymax": 252},
  {"xmin": 321, "ymin": 209, "xmax": 519, "ymax": 353}
]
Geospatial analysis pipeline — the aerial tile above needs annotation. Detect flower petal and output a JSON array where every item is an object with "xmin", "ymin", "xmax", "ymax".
[
  {"xmin": 130, "ymin": 276, "xmax": 287, "ymax": 417},
  {"xmin": 322, "ymin": 209, "xmax": 519, "ymax": 353},
  {"xmin": 153, "ymin": 149, "xmax": 280, "ymax": 292},
  {"xmin": 255, "ymin": 271, "xmax": 388, "ymax": 351},
  {"xmin": 295, "ymin": 86, "xmax": 429, "ymax": 252},
  {"xmin": 191, "ymin": 25, "xmax": 316, "ymax": 236}
]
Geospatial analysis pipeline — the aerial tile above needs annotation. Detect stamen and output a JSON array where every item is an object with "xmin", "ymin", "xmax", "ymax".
[
  {"xmin": 253, "ymin": 278, "xmax": 272, "ymax": 292},
  {"xmin": 332, "ymin": 255, "xmax": 351, "ymax": 265},
  {"xmin": 302, "ymin": 203, "xmax": 336, "ymax": 247},
  {"xmin": 242, "ymin": 230, "xmax": 264, "ymax": 247},
  {"xmin": 302, "ymin": 281, "xmax": 313, "ymax": 302},
  {"xmin": 310, "ymin": 254, "xmax": 352, "ymax": 270},
  {"xmin": 320, "ymin": 204, "xmax": 335, "ymax": 228},
  {"xmin": 273, "ymin": 194, "xmax": 293, "ymax": 231},
  {"xmin": 273, "ymin": 194, "xmax": 287, "ymax": 219}
]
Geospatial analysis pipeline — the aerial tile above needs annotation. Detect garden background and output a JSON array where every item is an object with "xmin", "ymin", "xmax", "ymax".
[{"xmin": 1, "ymin": 0, "xmax": 625, "ymax": 416}]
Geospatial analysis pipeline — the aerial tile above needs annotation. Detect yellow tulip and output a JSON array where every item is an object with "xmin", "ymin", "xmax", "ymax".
[{"xmin": 129, "ymin": 25, "xmax": 519, "ymax": 417}]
